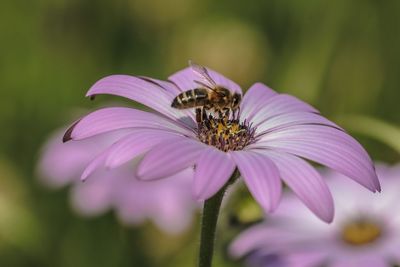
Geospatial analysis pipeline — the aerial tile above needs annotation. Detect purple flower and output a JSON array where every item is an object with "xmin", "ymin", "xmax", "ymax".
[
  {"xmin": 63, "ymin": 62, "xmax": 380, "ymax": 223},
  {"xmin": 38, "ymin": 128, "xmax": 197, "ymax": 234},
  {"xmin": 229, "ymin": 164, "xmax": 400, "ymax": 267}
]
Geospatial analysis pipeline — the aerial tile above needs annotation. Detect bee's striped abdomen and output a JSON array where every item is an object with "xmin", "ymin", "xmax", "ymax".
[{"xmin": 171, "ymin": 88, "xmax": 208, "ymax": 109}]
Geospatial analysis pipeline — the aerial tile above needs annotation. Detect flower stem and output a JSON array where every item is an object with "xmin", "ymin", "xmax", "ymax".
[{"xmin": 198, "ymin": 171, "xmax": 238, "ymax": 267}]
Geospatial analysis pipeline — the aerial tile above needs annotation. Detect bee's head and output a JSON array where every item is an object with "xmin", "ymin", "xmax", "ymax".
[{"xmin": 231, "ymin": 93, "xmax": 242, "ymax": 109}]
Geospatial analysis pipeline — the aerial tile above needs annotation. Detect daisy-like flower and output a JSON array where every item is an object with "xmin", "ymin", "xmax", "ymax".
[
  {"xmin": 229, "ymin": 164, "xmax": 400, "ymax": 267},
  {"xmin": 63, "ymin": 61, "xmax": 380, "ymax": 223},
  {"xmin": 38, "ymin": 128, "xmax": 196, "ymax": 234}
]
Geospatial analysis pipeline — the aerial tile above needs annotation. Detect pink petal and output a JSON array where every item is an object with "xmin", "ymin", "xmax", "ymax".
[
  {"xmin": 152, "ymin": 195, "xmax": 195, "ymax": 234},
  {"xmin": 104, "ymin": 129, "xmax": 181, "ymax": 168},
  {"xmin": 255, "ymin": 112, "xmax": 342, "ymax": 136},
  {"xmin": 168, "ymin": 66, "xmax": 242, "ymax": 93},
  {"xmin": 254, "ymin": 125, "xmax": 380, "ymax": 192},
  {"xmin": 63, "ymin": 107, "xmax": 194, "ymax": 142},
  {"xmin": 286, "ymin": 252, "xmax": 327, "ymax": 267},
  {"xmin": 114, "ymin": 185, "xmax": 148, "ymax": 226},
  {"xmin": 240, "ymin": 83, "xmax": 278, "ymax": 121},
  {"xmin": 81, "ymin": 146, "xmax": 113, "ymax": 180},
  {"xmin": 151, "ymin": 172, "xmax": 196, "ymax": 234},
  {"xmin": 70, "ymin": 174, "xmax": 114, "ymax": 216},
  {"xmin": 260, "ymin": 150, "xmax": 334, "ymax": 223},
  {"xmin": 114, "ymin": 168, "xmax": 196, "ymax": 234},
  {"xmin": 247, "ymin": 94, "xmax": 318, "ymax": 124},
  {"xmin": 138, "ymin": 76, "xmax": 183, "ymax": 95},
  {"xmin": 38, "ymin": 129, "xmax": 104, "ymax": 187},
  {"xmin": 137, "ymin": 136, "xmax": 207, "ymax": 180},
  {"xmin": 229, "ymin": 226, "xmax": 273, "ymax": 258},
  {"xmin": 229, "ymin": 223, "xmax": 302, "ymax": 258},
  {"xmin": 86, "ymin": 75, "xmax": 194, "ymax": 122},
  {"xmin": 193, "ymin": 147, "xmax": 236, "ymax": 200},
  {"xmin": 230, "ymin": 150, "xmax": 282, "ymax": 212},
  {"xmin": 331, "ymin": 257, "xmax": 387, "ymax": 267}
]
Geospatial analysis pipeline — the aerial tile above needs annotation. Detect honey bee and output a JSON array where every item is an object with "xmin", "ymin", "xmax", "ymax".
[{"xmin": 171, "ymin": 61, "xmax": 242, "ymax": 122}]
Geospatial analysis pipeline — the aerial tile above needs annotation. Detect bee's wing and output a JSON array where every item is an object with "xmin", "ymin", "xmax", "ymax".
[{"xmin": 189, "ymin": 60, "xmax": 217, "ymax": 89}]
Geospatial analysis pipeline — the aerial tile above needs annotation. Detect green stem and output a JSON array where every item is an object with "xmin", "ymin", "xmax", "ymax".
[{"xmin": 198, "ymin": 171, "xmax": 238, "ymax": 267}]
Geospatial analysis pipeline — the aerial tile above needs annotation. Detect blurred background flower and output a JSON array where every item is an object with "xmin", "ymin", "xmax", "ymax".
[
  {"xmin": 1, "ymin": 0, "xmax": 400, "ymax": 266},
  {"xmin": 38, "ymin": 127, "xmax": 198, "ymax": 235},
  {"xmin": 229, "ymin": 164, "xmax": 400, "ymax": 267}
]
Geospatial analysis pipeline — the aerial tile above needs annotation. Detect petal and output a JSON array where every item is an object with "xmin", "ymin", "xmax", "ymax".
[
  {"xmin": 230, "ymin": 150, "xmax": 282, "ymax": 212},
  {"xmin": 260, "ymin": 150, "xmax": 334, "ymax": 223},
  {"xmin": 138, "ymin": 76, "xmax": 183, "ymax": 95},
  {"xmin": 137, "ymin": 77, "xmax": 196, "ymax": 120},
  {"xmin": 86, "ymin": 75, "xmax": 194, "ymax": 122},
  {"xmin": 38, "ymin": 129, "xmax": 106, "ymax": 187},
  {"xmin": 229, "ymin": 224, "xmax": 271, "ymax": 258},
  {"xmin": 152, "ymin": 195, "xmax": 194, "ymax": 234},
  {"xmin": 104, "ymin": 129, "xmax": 181, "ymax": 168},
  {"xmin": 193, "ymin": 147, "xmax": 236, "ymax": 200},
  {"xmin": 254, "ymin": 112, "xmax": 342, "ymax": 136},
  {"xmin": 168, "ymin": 66, "xmax": 242, "ymax": 93},
  {"xmin": 114, "ymin": 183, "xmax": 148, "ymax": 226},
  {"xmin": 253, "ymin": 125, "xmax": 380, "ymax": 192},
  {"xmin": 81, "ymin": 146, "xmax": 113, "ymax": 180},
  {"xmin": 240, "ymin": 83, "xmax": 278, "ymax": 121},
  {"xmin": 246, "ymin": 94, "xmax": 318, "ymax": 124},
  {"xmin": 70, "ymin": 174, "xmax": 114, "ymax": 216},
  {"xmin": 137, "ymin": 136, "xmax": 207, "ymax": 180},
  {"xmin": 151, "ymin": 173, "xmax": 196, "ymax": 234},
  {"xmin": 332, "ymin": 257, "xmax": 387, "ymax": 267},
  {"xmin": 229, "ymin": 223, "xmax": 303, "ymax": 258},
  {"xmin": 63, "ymin": 107, "xmax": 194, "ymax": 142},
  {"xmin": 286, "ymin": 251, "xmax": 327, "ymax": 267}
]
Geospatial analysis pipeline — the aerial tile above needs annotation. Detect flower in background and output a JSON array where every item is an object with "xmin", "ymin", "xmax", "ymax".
[
  {"xmin": 38, "ymin": 128, "xmax": 197, "ymax": 234},
  {"xmin": 63, "ymin": 62, "xmax": 380, "ymax": 223},
  {"xmin": 230, "ymin": 164, "xmax": 400, "ymax": 267}
]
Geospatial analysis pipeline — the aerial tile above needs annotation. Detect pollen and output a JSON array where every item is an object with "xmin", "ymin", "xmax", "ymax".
[
  {"xmin": 197, "ymin": 115, "xmax": 256, "ymax": 152},
  {"xmin": 341, "ymin": 219, "xmax": 382, "ymax": 246}
]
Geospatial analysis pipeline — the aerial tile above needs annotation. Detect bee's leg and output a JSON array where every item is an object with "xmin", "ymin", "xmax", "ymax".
[
  {"xmin": 219, "ymin": 108, "xmax": 229, "ymax": 123},
  {"xmin": 224, "ymin": 108, "xmax": 231, "ymax": 125},
  {"xmin": 237, "ymin": 106, "xmax": 241, "ymax": 120},
  {"xmin": 196, "ymin": 108, "xmax": 203, "ymax": 123},
  {"xmin": 232, "ymin": 107, "xmax": 239, "ymax": 120},
  {"xmin": 223, "ymin": 108, "xmax": 230, "ymax": 118},
  {"xmin": 208, "ymin": 108, "xmax": 213, "ymax": 121},
  {"xmin": 202, "ymin": 108, "xmax": 207, "ymax": 121},
  {"xmin": 217, "ymin": 108, "xmax": 224, "ymax": 119},
  {"xmin": 216, "ymin": 109, "xmax": 223, "ymax": 123}
]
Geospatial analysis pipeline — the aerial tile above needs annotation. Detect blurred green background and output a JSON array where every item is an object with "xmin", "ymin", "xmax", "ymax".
[{"xmin": 1, "ymin": 0, "xmax": 400, "ymax": 266}]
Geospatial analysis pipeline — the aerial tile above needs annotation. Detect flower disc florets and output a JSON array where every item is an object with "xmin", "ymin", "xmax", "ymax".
[
  {"xmin": 341, "ymin": 219, "xmax": 383, "ymax": 246},
  {"xmin": 197, "ymin": 114, "xmax": 256, "ymax": 152}
]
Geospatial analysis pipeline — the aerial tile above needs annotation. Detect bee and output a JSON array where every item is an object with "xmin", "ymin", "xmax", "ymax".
[{"xmin": 171, "ymin": 61, "xmax": 242, "ymax": 122}]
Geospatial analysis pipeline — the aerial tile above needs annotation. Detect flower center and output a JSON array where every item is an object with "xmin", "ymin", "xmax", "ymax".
[
  {"xmin": 197, "ymin": 116, "xmax": 256, "ymax": 152},
  {"xmin": 341, "ymin": 220, "xmax": 382, "ymax": 246}
]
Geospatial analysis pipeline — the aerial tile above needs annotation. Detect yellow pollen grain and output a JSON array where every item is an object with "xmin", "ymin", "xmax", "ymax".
[
  {"xmin": 217, "ymin": 123, "xmax": 224, "ymax": 136},
  {"xmin": 216, "ymin": 122, "xmax": 241, "ymax": 140},
  {"xmin": 341, "ymin": 221, "xmax": 382, "ymax": 246},
  {"xmin": 231, "ymin": 124, "xmax": 239, "ymax": 133}
]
